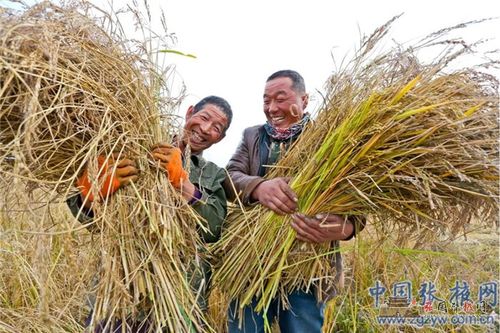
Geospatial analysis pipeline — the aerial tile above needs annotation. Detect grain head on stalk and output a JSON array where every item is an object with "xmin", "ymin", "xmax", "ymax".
[{"xmin": 1, "ymin": 1, "xmax": 213, "ymax": 332}]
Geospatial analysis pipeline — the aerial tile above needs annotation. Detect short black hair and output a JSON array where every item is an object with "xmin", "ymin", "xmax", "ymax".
[
  {"xmin": 193, "ymin": 95, "xmax": 233, "ymax": 132},
  {"xmin": 266, "ymin": 70, "xmax": 306, "ymax": 94}
]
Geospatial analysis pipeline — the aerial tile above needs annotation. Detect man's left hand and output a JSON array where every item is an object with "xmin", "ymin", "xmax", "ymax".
[
  {"xmin": 151, "ymin": 143, "xmax": 188, "ymax": 189},
  {"xmin": 290, "ymin": 213, "xmax": 354, "ymax": 243}
]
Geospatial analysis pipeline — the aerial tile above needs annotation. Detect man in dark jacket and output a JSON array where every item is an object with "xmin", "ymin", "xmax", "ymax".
[{"xmin": 224, "ymin": 70, "xmax": 364, "ymax": 333}]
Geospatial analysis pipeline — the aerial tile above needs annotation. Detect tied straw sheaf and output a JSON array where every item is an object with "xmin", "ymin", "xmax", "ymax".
[
  {"xmin": 0, "ymin": 2, "xmax": 213, "ymax": 332},
  {"xmin": 212, "ymin": 16, "xmax": 499, "ymax": 329}
]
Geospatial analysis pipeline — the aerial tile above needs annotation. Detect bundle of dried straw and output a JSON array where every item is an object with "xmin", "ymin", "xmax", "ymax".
[
  {"xmin": 1, "ymin": 2, "xmax": 209, "ymax": 332},
  {"xmin": 212, "ymin": 17, "xmax": 499, "ymax": 326}
]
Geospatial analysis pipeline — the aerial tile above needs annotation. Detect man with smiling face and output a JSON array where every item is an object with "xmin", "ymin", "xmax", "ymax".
[
  {"xmin": 68, "ymin": 95, "xmax": 232, "ymax": 332},
  {"xmin": 224, "ymin": 70, "xmax": 364, "ymax": 333},
  {"xmin": 152, "ymin": 94, "xmax": 232, "ymax": 243}
]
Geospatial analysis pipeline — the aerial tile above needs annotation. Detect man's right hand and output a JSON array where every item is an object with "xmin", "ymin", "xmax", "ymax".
[
  {"xmin": 251, "ymin": 177, "xmax": 298, "ymax": 215},
  {"xmin": 77, "ymin": 154, "xmax": 138, "ymax": 205}
]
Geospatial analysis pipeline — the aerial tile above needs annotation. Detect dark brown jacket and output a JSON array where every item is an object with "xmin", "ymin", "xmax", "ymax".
[
  {"xmin": 223, "ymin": 124, "xmax": 364, "ymax": 300},
  {"xmin": 224, "ymin": 125, "xmax": 267, "ymax": 203}
]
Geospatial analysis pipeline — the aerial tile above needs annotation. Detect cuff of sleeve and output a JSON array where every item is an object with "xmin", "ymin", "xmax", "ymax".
[
  {"xmin": 343, "ymin": 216, "xmax": 366, "ymax": 241},
  {"xmin": 343, "ymin": 226, "xmax": 356, "ymax": 241},
  {"xmin": 188, "ymin": 187, "xmax": 203, "ymax": 205},
  {"xmin": 66, "ymin": 194, "xmax": 94, "ymax": 225},
  {"xmin": 75, "ymin": 194, "xmax": 95, "ymax": 219},
  {"xmin": 243, "ymin": 178, "xmax": 266, "ymax": 205}
]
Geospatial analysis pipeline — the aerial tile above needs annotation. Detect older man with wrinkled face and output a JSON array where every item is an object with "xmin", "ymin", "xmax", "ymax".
[
  {"xmin": 152, "ymin": 96, "xmax": 231, "ymax": 207},
  {"xmin": 181, "ymin": 100, "xmax": 229, "ymax": 153},
  {"xmin": 224, "ymin": 70, "xmax": 365, "ymax": 333}
]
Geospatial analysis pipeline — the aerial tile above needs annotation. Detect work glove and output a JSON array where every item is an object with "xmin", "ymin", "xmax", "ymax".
[
  {"xmin": 76, "ymin": 155, "xmax": 138, "ymax": 202},
  {"xmin": 151, "ymin": 143, "xmax": 188, "ymax": 189}
]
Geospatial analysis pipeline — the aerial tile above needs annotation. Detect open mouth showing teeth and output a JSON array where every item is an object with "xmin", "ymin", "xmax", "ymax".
[
  {"xmin": 191, "ymin": 131, "xmax": 205, "ymax": 143},
  {"xmin": 271, "ymin": 116, "xmax": 285, "ymax": 122}
]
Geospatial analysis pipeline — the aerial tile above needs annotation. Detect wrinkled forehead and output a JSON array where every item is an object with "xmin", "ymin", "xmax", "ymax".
[{"xmin": 264, "ymin": 77, "xmax": 295, "ymax": 96}]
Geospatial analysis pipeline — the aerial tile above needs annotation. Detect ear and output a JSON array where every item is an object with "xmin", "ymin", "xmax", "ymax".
[
  {"xmin": 186, "ymin": 105, "xmax": 195, "ymax": 119},
  {"xmin": 302, "ymin": 93, "xmax": 309, "ymax": 109}
]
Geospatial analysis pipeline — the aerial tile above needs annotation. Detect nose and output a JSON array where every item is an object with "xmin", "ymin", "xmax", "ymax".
[
  {"xmin": 200, "ymin": 121, "xmax": 210, "ymax": 134},
  {"xmin": 267, "ymin": 100, "xmax": 278, "ymax": 113}
]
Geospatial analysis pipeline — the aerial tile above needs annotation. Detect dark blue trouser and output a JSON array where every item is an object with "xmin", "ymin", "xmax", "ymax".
[{"xmin": 228, "ymin": 290, "xmax": 324, "ymax": 333}]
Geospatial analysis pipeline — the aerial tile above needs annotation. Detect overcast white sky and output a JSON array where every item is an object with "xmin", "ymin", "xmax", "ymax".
[
  {"xmin": 11, "ymin": 0, "xmax": 500, "ymax": 166},
  {"xmin": 156, "ymin": 0, "xmax": 500, "ymax": 167}
]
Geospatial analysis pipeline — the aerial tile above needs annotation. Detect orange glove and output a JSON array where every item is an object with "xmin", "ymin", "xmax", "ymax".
[
  {"xmin": 76, "ymin": 155, "xmax": 126, "ymax": 202},
  {"xmin": 151, "ymin": 144, "xmax": 188, "ymax": 189}
]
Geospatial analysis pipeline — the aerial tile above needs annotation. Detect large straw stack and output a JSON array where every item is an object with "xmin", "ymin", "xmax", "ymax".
[
  {"xmin": 1, "ymin": 2, "xmax": 209, "ymax": 332},
  {"xmin": 212, "ymin": 17, "xmax": 499, "ymax": 328},
  {"xmin": 0, "ymin": 177, "xmax": 95, "ymax": 333}
]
